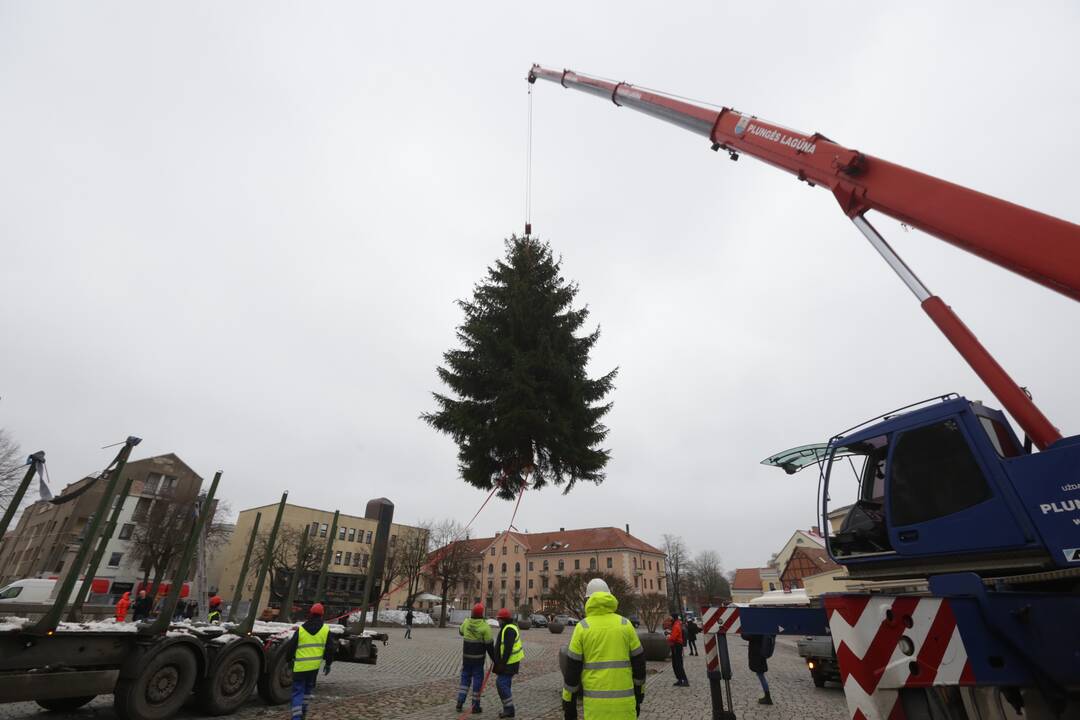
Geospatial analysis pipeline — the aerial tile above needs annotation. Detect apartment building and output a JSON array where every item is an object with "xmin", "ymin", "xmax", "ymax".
[{"xmin": 428, "ymin": 525, "xmax": 667, "ymax": 614}]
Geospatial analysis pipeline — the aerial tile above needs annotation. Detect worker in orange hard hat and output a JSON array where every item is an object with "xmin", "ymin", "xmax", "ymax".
[
  {"xmin": 493, "ymin": 607, "xmax": 523, "ymax": 718},
  {"xmin": 207, "ymin": 595, "xmax": 222, "ymax": 624},
  {"xmin": 285, "ymin": 603, "xmax": 334, "ymax": 720},
  {"xmin": 456, "ymin": 603, "xmax": 495, "ymax": 714}
]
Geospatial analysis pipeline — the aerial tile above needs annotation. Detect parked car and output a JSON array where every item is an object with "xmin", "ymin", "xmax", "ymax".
[
  {"xmin": 554, "ymin": 614, "xmax": 579, "ymax": 626},
  {"xmin": 627, "ymin": 614, "xmax": 641, "ymax": 628},
  {"xmin": 529, "ymin": 613, "xmax": 548, "ymax": 628},
  {"xmin": 0, "ymin": 577, "xmax": 107, "ymax": 604}
]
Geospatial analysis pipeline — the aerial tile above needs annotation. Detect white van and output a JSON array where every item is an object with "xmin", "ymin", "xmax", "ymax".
[{"xmin": 0, "ymin": 577, "xmax": 106, "ymax": 604}]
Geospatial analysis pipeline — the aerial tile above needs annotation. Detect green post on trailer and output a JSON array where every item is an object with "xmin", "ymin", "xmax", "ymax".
[
  {"xmin": 314, "ymin": 509, "xmax": 339, "ymax": 601},
  {"xmin": 279, "ymin": 528, "xmax": 308, "ymax": 623},
  {"xmin": 239, "ymin": 492, "xmax": 287, "ymax": 635},
  {"xmin": 31, "ymin": 438, "xmax": 141, "ymax": 636},
  {"xmin": 0, "ymin": 451, "xmax": 45, "ymax": 541},
  {"xmin": 140, "ymin": 471, "xmax": 221, "ymax": 636},
  {"xmin": 227, "ymin": 511, "xmax": 263, "ymax": 622}
]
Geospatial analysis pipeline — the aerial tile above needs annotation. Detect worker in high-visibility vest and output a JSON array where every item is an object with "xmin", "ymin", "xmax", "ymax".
[
  {"xmin": 457, "ymin": 603, "xmax": 495, "ymax": 714},
  {"xmin": 561, "ymin": 579, "xmax": 647, "ymax": 719},
  {"xmin": 493, "ymin": 607, "xmax": 524, "ymax": 718},
  {"xmin": 284, "ymin": 603, "xmax": 334, "ymax": 720},
  {"xmin": 207, "ymin": 595, "xmax": 222, "ymax": 624}
]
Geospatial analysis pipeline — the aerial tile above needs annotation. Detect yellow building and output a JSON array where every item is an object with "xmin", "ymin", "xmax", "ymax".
[{"xmin": 216, "ymin": 502, "xmax": 426, "ymax": 618}]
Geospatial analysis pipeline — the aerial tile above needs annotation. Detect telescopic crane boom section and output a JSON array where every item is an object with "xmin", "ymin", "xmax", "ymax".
[{"xmin": 529, "ymin": 64, "xmax": 1080, "ymax": 450}]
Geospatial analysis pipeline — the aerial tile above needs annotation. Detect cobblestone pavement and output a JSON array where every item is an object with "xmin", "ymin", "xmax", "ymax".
[{"xmin": 1, "ymin": 628, "xmax": 847, "ymax": 720}]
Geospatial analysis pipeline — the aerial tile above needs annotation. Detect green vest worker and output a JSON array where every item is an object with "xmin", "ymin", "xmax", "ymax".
[
  {"xmin": 207, "ymin": 595, "xmax": 222, "ymax": 624},
  {"xmin": 562, "ymin": 579, "xmax": 647, "ymax": 719},
  {"xmin": 457, "ymin": 603, "xmax": 496, "ymax": 713},
  {"xmin": 285, "ymin": 603, "xmax": 334, "ymax": 720},
  {"xmin": 494, "ymin": 607, "xmax": 524, "ymax": 718}
]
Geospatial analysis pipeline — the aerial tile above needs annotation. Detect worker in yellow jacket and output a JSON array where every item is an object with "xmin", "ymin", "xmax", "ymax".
[
  {"xmin": 285, "ymin": 603, "xmax": 334, "ymax": 720},
  {"xmin": 562, "ymin": 579, "xmax": 647, "ymax": 719}
]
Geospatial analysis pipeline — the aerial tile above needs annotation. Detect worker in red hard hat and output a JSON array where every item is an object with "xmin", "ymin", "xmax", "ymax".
[
  {"xmin": 284, "ymin": 603, "xmax": 334, "ymax": 720},
  {"xmin": 456, "ymin": 603, "xmax": 495, "ymax": 714},
  {"xmin": 493, "ymin": 607, "xmax": 523, "ymax": 718},
  {"xmin": 207, "ymin": 595, "xmax": 222, "ymax": 625}
]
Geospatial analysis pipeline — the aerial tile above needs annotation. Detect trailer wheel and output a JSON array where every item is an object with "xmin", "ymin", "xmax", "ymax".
[
  {"xmin": 196, "ymin": 644, "xmax": 261, "ymax": 715},
  {"xmin": 36, "ymin": 696, "xmax": 96, "ymax": 711},
  {"xmin": 114, "ymin": 646, "xmax": 198, "ymax": 720},
  {"xmin": 256, "ymin": 646, "xmax": 293, "ymax": 705},
  {"xmin": 811, "ymin": 669, "xmax": 827, "ymax": 688}
]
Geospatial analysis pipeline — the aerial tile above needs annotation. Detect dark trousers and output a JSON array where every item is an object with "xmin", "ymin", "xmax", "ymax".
[
  {"xmin": 496, "ymin": 672, "xmax": 515, "ymax": 714},
  {"xmin": 688, "ymin": 637, "xmax": 698, "ymax": 655},
  {"xmin": 290, "ymin": 671, "xmax": 317, "ymax": 720},
  {"xmin": 458, "ymin": 662, "xmax": 484, "ymax": 708},
  {"xmin": 671, "ymin": 644, "xmax": 689, "ymax": 683}
]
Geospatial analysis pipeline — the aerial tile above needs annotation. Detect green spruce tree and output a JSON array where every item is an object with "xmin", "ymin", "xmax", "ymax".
[{"xmin": 423, "ymin": 236, "xmax": 616, "ymax": 499}]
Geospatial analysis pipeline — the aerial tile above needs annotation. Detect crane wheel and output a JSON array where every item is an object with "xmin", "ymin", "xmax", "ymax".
[
  {"xmin": 256, "ymin": 645, "xmax": 293, "ymax": 705},
  {"xmin": 114, "ymin": 646, "xmax": 198, "ymax": 720},
  {"xmin": 196, "ymin": 644, "xmax": 261, "ymax": 715},
  {"xmin": 36, "ymin": 696, "xmax": 96, "ymax": 711}
]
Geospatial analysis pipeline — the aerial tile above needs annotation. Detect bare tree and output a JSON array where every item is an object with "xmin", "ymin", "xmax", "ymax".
[
  {"xmin": 130, "ymin": 494, "xmax": 228, "ymax": 596},
  {"xmin": 685, "ymin": 550, "xmax": 730, "ymax": 606},
  {"xmin": 395, "ymin": 523, "xmax": 432, "ymax": 607},
  {"xmin": 247, "ymin": 525, "xmax": 325, "ymax": 604},
  {"xmin": 637, "ymin": 593, "xmax": 669, "ymax": 634},
  {"xmin": 0, "ymin": 428, "xmax": 24, "ymax": 515},
  {"xmin": 546, "ymin": 572, "xmax": 636, "ymax": 619},
  {"xmin": 662, "ymin": 534, "xmax": 689, "ymax": 613},
  {"xmin": 428, "ymin": 520, "xmax": 472, "ymax": 627}
]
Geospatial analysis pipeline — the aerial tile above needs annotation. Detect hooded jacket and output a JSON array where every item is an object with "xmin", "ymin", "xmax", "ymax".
[
  {"xmin": 284, "ymin": 617, "xmax": 336, "ymax": 676},
  {"xmin": 459, "ymin": 616, "xmax": 495, "ymax": 665},
  {"xmin": 115, "ymin": 592, "xmax": 130, "ymax": 622}
]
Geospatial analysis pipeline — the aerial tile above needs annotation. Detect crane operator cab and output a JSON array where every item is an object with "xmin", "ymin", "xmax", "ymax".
[{"xmin": 762, "ymin": 394, "xmax": 1080, "ymax": 581}]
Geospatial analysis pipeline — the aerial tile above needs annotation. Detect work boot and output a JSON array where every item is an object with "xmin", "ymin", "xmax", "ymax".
[
  {"xmin": 455, "ymin": 703, "xmax": 463, "ymax": 712},
  {"xmin": 497, "ymin": 711, "xmax": 515, "ymax": 719},
  {"xmin": 758, "ymin": 693, "xmax": 773, "ymax": 705},
  {"xmin": 472, "ymin": 705, "xmax": 483, "ymax": 714}
]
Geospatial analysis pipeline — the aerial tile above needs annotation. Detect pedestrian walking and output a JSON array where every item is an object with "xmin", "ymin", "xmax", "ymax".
[
  {"xmin": 746, "ymin": 633, "xmax": 775, "ymax": 705},
  {"xmin": 404, "ymin": 607, "xmax": 414, "ymax": 639},
  {"xmin": 132, "ymin": 590, "xmax": 153, "ymax": 621},
  {"xmin": 668, "ymin": 613, "xmax": 689, "ymax": 686},
  {"xmin": 494, "ymin": 608, "xmax": 523, "ymax": 718},
  {"xmin": 114, "ymin": 591, "xmax": 131, "ymax": 622},
  {"xmin": 284, "ymin": 603, "xmax": 334, "ymax": 720},
  {"xmin": 686, "ymin": 618, "xmax": 700, "ymax": 656},
  {"xmin": 561, "ymin": 578, "xmax": 646, "ymax": 719},
  {"xmin": 456, "ymin": 603, "xmax": 495, "ymax": 714},
  {"xmin": 208, "ymin": 595, "xmax": 223, "ymax": 624}
]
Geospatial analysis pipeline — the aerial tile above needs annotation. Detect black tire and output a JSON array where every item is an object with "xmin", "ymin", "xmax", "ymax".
[
  {"xmin": 256, "ymin": 646, "xmax": 292, "ymax": 705},
  {"xmin": 811, "ymin": 670, "xmax": 827, "ymax": 688},
  {"xmin": 196, "ymin": 644, "xmax": 261, "ymax": 715},
  {"xmin": 36, "ymin": 696, "xmax": 96, "ymax": 712},
  {"xmin": 113, "ymin": 646, "xmax": 198, "ymax": 720}
]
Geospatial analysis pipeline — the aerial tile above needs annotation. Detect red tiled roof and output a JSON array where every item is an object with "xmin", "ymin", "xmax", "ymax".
[
  {"xmin": 732, "ymin": 568, "xmax": 764, "ymax": 590},
  {"xmin": 441, "ymin": 527, "xmax": 664, "ymax": 557}
]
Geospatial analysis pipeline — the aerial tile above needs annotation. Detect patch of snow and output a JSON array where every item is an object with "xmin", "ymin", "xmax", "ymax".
[
  {"xmin": 0, "ymin": 616, "xmax": 31, "ymax": 632},
  {"xmin": 345, "ymin": 609, "xmax": 433, "ymax": 626},
  {"xmin": 54, "ymin": 620, "xmax": 139, "ymax": 633},
  {"xmin": 211, "ymin": 633, "xmax": 242, "ymax": 645}
]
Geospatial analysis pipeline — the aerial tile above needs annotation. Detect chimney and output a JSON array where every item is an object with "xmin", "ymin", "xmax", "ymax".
[
  {"xmin": 625, "ymin": 523, "xmax": 630, "ymax": 534},
  {"xmin": 559, "ymin": 527, "xmax": 564, "ymax": 532},
  {"xmin": 810, "ymin": 526, "xmax": 820, "ymax": 536}
]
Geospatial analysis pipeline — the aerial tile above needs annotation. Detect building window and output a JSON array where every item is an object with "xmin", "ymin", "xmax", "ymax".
[
  {"xmin": 310, "ymin": 522, "xmax": 319, "ymax": 536},
  {"xmin": 542, "ymin": 560, "xmax": 549, "ymax": 571},
  {"xmin": 541, "ymin": 576, "xmax": 548, "ymax": 590},
  {"xmin": 143, "ymin": 474, "xmax": 160, "ymax": 494},
  {"xmin": 658, "ymin": 579, "xmax": 663, "ymax": 591},
  {"xmin": 334, "ymin": 551, "xmax": 342, "ymax": 565},
  {"xmin": 488, "ymin": 580, "xmax": 493, "ymax": 590},
  {"xmin": 528, "ymin": 561, "xmax": 534, "ymax": 572},
  {"xmin": 574, "ymin": 559, "xmax": 580, "ymax": 570},
  {"xmin": 339, "ymin": 527, "xmax": 346, "ymax": 540},
  {"xmin": 107, "ymin": 552, "xmax": 123, "ymax": 567},
  {"xmin": 515, "ymin": 562, "xmax": 520, "ymax": 573},
  {"xmin": 365, "ymin": 531, "xmax": 373, "ymax": 544},
  {"xmin": 390, "ymin": 534, "xmax": 397, "ymax": 545},
  {"xmin": 557, "ymin": 560, "xmax": 564, "ymax": 571},
  {"xmin": 320, "ymin": 524, "xmax": 328, "ymax": 537},
  {"xmin": 590, "ymin": 557, "xmax": 597, "ymax": 570},
  {"xmin": 132, "ymin": 497, "xmax": 152, "ymax": 522},
  {"xmin": 488, "ymin": 563, "xmax": 494, "ymax": 574},
  {"xmin": 514, "ymin": 545, "xmax": 519, "ymax": 553},
  {"xmin": 634, "ymin": 577, "xmax": 639, "ymax": 588},
  {"xmin": 606, "ymin": 557, "xmax": 613, "ymax": 569},
  {"xmin": 362, "ymin": 554, "xmax": 369, "ymax": 568},
  {"xmin": 161, "ymin": 476, "xmax": 177, "ymax": 495},
  {"xmin": 501, "ymin": 563, "xmax": 507, "ymax": 573},
  {"xmin": 500, "ymin": 580, "xmax": 506, "ymax": 589},
  {"xmin": 648, "ymin": 560, "xmax": 652, "ymax": 570},
  {"xmin": 528, "ymin": 579, "xmax": 534, "ymax": 589},
  {"xmin": 502, "ymin": 546, "xmax": 507, "ymax": 555},
  {"xmin": 344, "ymin": 551, "xmax": 352, "ymax": 566},
  {"xmin": 348, "ymin": 528, "xmax": 356, "ymax": 542},
  {"xmin": 491, "ymin": 547, "xmax": 496, "ymax": 556},
  {"xmin": 118, "ymin": 523, "xmax": 135, "ymax": 540},
  {"xmin": 514, "ymin": 580, "xmax": 520, "ymax": 590}
]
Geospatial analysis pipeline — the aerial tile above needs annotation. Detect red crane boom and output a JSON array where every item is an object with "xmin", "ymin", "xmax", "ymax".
[{"xmin": 529, "ymin": 65, "xmax": 1080, "ymax": 451}]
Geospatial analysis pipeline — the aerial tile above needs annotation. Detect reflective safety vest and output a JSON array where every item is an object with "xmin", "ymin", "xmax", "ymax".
[
  {"xmin": 293, "ymin": 624, "xmax": 330, "ymax": 673},
  {"xmin": 562, "ymin": 611, "xmax": 643, "ymax": 719},
  {"xmin": 500, "ymin": 623, "xmax": 524, "ymax": 665},
  {"xmin": 208, "ymin": 609, "xmax": 221, "ymax": 625}
]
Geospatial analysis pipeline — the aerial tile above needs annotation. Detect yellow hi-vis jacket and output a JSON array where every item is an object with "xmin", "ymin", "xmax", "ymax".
[
  {"xmin": 293, "ymin": 624, "xmax": 331, "ymax": 673},
  {"xmin": 562, "ymin": 592, "xmax": 644, "ymax": 719}
]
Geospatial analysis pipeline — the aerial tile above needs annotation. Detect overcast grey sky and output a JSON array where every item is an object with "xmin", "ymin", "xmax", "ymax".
[{"xmin": 2, "ymin": 1, "xmax": 1078, "ymax": 572}]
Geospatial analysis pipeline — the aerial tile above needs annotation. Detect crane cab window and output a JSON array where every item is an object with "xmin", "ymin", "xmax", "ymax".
[
  {"xmin": 827, "ymin": 435, "xmax": 893, "ymax": 557},
  {"xmin": 890, "ymin": 419, "xmax": 992, "ymax": 526}
]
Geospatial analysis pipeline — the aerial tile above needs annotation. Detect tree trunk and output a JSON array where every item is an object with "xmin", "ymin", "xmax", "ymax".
[{"xmin": 439, "ymin": 580, "xmax": 449, "ymax": 628}]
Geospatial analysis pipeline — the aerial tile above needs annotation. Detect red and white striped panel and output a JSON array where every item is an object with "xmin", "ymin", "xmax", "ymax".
[
  {"xmin": 704, "ymin": 634, "xmax": 719, "ymax": 673},
  {"xmin": 824, "ymin": 595, "xmax": 975, "ymax": 720},
  {"xmin": 701, "ymin": 605, "xmax": 740, "ymax": 635}
]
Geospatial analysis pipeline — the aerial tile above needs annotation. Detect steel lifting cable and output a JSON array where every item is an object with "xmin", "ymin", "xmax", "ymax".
[{"xmin": 524, "ymin": 81, "xmax": 534, "ymax": 237}]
